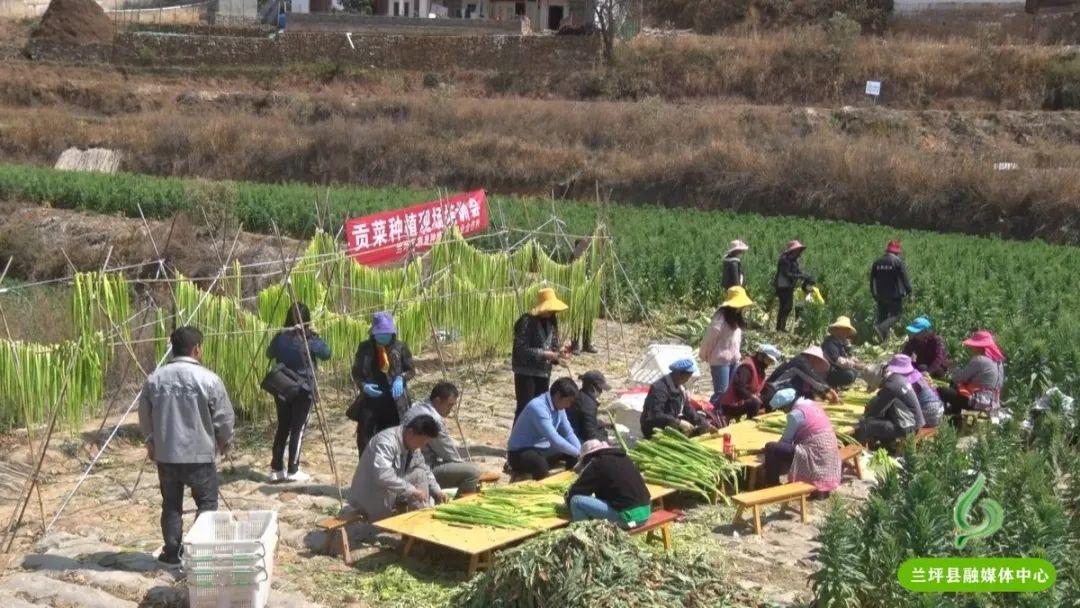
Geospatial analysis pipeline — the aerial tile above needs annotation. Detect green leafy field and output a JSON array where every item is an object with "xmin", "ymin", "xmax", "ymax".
[{"xmin": 1, "ymin": 163, "xmax": 1076, "ymax": 403}]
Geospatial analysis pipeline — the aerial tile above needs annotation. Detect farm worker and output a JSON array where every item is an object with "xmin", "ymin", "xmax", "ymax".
[
  {"xmin": 719, "ymin": 344, "xmax": 782, "ymax": 422},
  {"xmin": 345, "ymin": 415, "xmax": 445, "ymax": 522},
  {"xmin": 939, "ymin": 330, "xmax": 1006, "ymax": 420},
  {"xmin": 506, "ymin": 378, "xmax": 582, "ymax": 480},
  {"xmin": 722, "ymin": 239, "xmax": 749, "ymax": 289},
  {"xmin": 265, "ymin": 302, "xmax": 331, "ymax": 484},
  {"xmin": 512, "ymin": 287, "xmax": 570, "ymax": 420},
  {"xmin": 870, "ymin": 240, "xmax": 913, "ymax": 341},
  {"xmin": 138, "ymin": 326, "xmax": 235, "ymax": 566},
  {"xmin": 901, "ymin": 316, "xmax": 950, "ymax": 379},
  {"xmin": 763, "ymin": 389, "xmax": 841, "ymax": 497},
  {"xmin": 570, "ymin": 236, "xmax": 600, "ymax": 355},
  {"xmin": 401, "ymin": 382, "xmax": 483, "ymax": 496},
  {"xmin": 565, "ymin": 440, "xmax": 652, "ymax": 528},
  {"xmin": 699, "ymin": 286, "xmax": 753, "ymax": 405},
  {"xmin": 821, "ymin": 316, "xmax": 861, "ymax": 390},
  {"xmin": 772, "ymin": 240, "xmax": 814, "ymax": 332},
  {"xmin": 765, "ymin": 345, "xmax": 839, "ymax": 405},
  {"xmin": 351, "ymin": 311, "xmax": 415, "ymax": 457},
  {"xmin": 853, "ymin": 354, "xmax": 923, "ymax": 448},
  {"xmin": 905, "ymin": 366, "xmax": 944, "ymax": 428},
  {"xmin": 640, "ymin": 358, "xmax": 712, "ymax": 439},
  {"xmin": 568, "ymin": 370, "xmax": 612, "ymax": 443}
]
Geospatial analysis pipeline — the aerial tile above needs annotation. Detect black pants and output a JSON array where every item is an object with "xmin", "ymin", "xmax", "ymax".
[
  {"xmin": 507, "ymin": 448, "xmax": 575, "ymax": 480},
  {"xmin": 356, "ymin": 395, "xmax": 400, "ymax": 458},
  {"xmin": 514, "ymin": 374, "xmax": 550, "ymax": 420},
  {"xmin": 764, "ymin": 441, "xmax": 795, "ymax": 486},
  {"xmin": 875, "ymin": 298, "xmax": 904, "ymax": 338},
  {"xmin": 271, "ymin": 394, "xmax": 313, "ymax": 475},
  {"xmin": 775, "ymin": 288, "xmax": 795, "ymax": 332},
  {"xmin": 826, "ymin": 366, "xmax": 858, "ymax": 389},
  {"xmin": 157, "ymin": 462, "xmax": 218, "ymax": 559},
  {"xmin": 938, "ymin": 386, "xmax": 972, "ymax": 416},
  {"xmin": 721, "ymin": 397, "xmax": 762, "ymax": 422},
  {"xmin": 854, "ymin": 419, "xmax": 908, "ymax": 447}
]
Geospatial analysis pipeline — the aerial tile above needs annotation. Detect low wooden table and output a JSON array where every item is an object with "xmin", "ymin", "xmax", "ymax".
[{"xmin": 374, "ymin": 470, "xmax": 677, "ymax": 575}]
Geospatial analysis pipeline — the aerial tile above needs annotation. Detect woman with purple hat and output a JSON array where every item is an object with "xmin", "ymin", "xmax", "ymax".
[
  {"xmin": 939, "ymin": 330, "xmax": 1006, "ymax": 419},
  {"xmin": 772, "ymin": 240, "xmax": 814, "ymax": 332},
  {"xmin": 351, "ymin": 311, "xmax": 415, "ymax": 456},
  {"xmin": 854, "ymin": 354, "xmax": 924, "ymax": 447}
]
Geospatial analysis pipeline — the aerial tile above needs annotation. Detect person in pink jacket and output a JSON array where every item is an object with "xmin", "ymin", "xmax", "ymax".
[
  {"xmin": 699, "ymin": 286, "xmax": 754, "ymax": 406},
  {"xmin": 763, "ymin": 388, "xmax": 841, "ymax": 498}
]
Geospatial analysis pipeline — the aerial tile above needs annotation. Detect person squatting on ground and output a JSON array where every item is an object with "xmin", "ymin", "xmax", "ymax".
[
  {"xmin": 351, "ymin": 311, "xmax": 415, "ymax": 457},
  {"xmin": 346, "ymin": 415, "xmax": 445, "ymax": 521},
  {"xmin": 512, "ymin": 288, "xmax": 570, "ymax": 420},
  {"xmin": 820, "ymin": 316, "xmax": 862, "ymax": 390},
  {"xmin": 506, "ymin": 377, "xmax": 582, "ymax": 480},
  {"xmin": 772, "ymin": 240, "xmax": 814, "ymax": 333},
  {"xmin": 640, "ymin": 358, "xmax": 712, "ymax": 439},
  {"xmin": 901, "ymin": 315, "xmax": 950, "ymax": 379},
  {"xmin": 565, "ymin": 440, "xmax": 652, "ymax": 528},
  {"xmin": 567, "ymin": 370, "xmax": 612, "ymax": 443},
  {"xmin": 721, "ymin": 239, "xmax": 749, "ymax": 290},
  {"xmin": 138, "ymin": 326, "xmax": 235, "ymax": 565},
  {"xmin": 870, "ymin": 240, "xmax": 913, "ymax": 341},
  {"xmin": 939, "ymin": 329, "xmax": 1006, "ymax": 420},
  {"xmin": 762, "ymin": 389, "xmax": 841, "ymax": 498},
  {"xmin": 400, "ymin": 382, "xmax": 482, "ymax": 496},
  {"xmin": 265, "ymin": 302, "xmax": 330, "ymax": 483},
  {"xmin": 854, "ymin": 354, "xmax": 924, "ymax": 448},
  {"xmin": 699, "ymin": 286, "xmax": 753, "ymax": 406},
  {"xmin": 765, "ymin": 346, "xmax": 839, "ymax": 405},
  {"xmin": 718, "ymin": 344, "xmax": 781, "ymax": 422}
]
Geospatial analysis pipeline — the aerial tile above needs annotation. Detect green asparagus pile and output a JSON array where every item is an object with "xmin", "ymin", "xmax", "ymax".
[
  {"xmin": 755, "ymin": 408, "xmax": 862, "ymax": 446},
  {"xmin": 618, "ymin": 427, "xmax": 742, "ymax": 504},
  {"xmin": 432, "ymin": 480, "xmax": 568, "ymax": 530}
]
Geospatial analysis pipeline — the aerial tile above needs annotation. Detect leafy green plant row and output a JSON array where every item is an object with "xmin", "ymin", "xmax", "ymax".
[{"xmin": 0, "ymin": 163, "xmax": 1077, "ymax": 404}]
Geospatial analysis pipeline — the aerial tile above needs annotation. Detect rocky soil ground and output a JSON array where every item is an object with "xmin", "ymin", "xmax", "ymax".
[{"xmin": 0, "ymin": 318, "xmax": 876, "ymax": 607}]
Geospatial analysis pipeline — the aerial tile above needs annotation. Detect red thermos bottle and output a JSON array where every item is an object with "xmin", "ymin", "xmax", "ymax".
[{"xmin": 722, "ymin": 433, "xmax": 733, "ymax": 457}]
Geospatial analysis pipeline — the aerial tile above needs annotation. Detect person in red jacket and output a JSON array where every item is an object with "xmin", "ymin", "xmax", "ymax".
[{"xmin": 719, "ymin": 344, "xmax": 782, "ymax": 422}]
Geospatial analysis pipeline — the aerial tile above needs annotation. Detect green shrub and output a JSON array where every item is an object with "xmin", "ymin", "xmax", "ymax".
[{"xmin": 1044, "ymin": 52, "xmax": 1080, "ymax": 110}]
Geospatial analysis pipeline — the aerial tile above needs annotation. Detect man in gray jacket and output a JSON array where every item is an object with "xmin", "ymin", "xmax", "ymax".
[
  {"xmin": 346, "ymin": 415, "xmax": 444, "ymax": 521},
  {"xmin": 401, "ymin": 382, "xmax": 482, "ymax": 495},
  {"xmin": 138, "ymin": 326, "xmax": 235, "ymax": 565}
]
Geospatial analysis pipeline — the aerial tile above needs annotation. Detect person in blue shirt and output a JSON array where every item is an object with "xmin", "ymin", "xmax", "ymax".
[
  {"xmin": 506, "ymin": 377, "xmax": 582, "ymax": 480},
  {"xmin": 265, "ymin": 302, "xmax": 331, "ymax": 483}
]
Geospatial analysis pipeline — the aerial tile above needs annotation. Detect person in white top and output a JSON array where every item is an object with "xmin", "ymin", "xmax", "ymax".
[{"xmin": 699, "ymin": 286, "xmax": 754, "ymax": 405}]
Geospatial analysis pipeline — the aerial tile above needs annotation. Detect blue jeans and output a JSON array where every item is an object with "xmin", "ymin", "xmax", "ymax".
[
  {"xmin": 569, "ymin": 495, "xmax": 622, "ymax": 525},
  {"xmin": 709, "ymin": 363, "xmax": 736, "ymax": 404}
]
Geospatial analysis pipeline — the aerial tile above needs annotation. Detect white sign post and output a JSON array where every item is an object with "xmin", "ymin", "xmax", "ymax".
[{"xmin": 866, "ymin": 80, "xmax": 882, "ymax": 104}]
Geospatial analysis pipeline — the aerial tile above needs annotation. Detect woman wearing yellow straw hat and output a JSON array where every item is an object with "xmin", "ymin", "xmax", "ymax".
[
  {"xmin": 512, "ymin": 287, "xmax": 570, "ymax": 420},
  {"xmin": 699, "ymin": 286, "xmax": 754, "ymax": 406},
  {"xmin": 821, "ymin": 316, "xmax": 862, "ymax": 389}
]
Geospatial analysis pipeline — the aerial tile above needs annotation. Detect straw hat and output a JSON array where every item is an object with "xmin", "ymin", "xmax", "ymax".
[
  {"xmin": 721, "ymin": 286, "xmax": 754, "ymax": 309},
  {"xmin": 530, "ymin": 288, "xmax": 569, "ymax": 316},
  {"xmin": 801, "ymin": 345, "xmax": 827, "ymax": 363},
  {"xmin": 783, "ymin": 240, "xmax": 806, "ymax": 255},
  {"xmin": 829, "ymin": 316, "xmax": 857, "ymax": 335},
  {"xmin": 724, "ymin": 239, "xmax": 749, "ymax": 257}
]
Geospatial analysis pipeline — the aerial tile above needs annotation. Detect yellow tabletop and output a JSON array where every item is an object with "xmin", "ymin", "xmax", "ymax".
[{"xmin": 373, "ymin": 470, "xmax": 676, "ymax": 556}]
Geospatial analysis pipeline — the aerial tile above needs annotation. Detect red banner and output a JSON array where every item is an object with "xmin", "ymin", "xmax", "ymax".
[{"xmin": 345, "ymin": 190, "xmax": 489, "ymax": 266}]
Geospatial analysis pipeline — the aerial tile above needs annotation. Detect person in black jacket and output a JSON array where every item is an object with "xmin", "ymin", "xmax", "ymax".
[
  {"xmin": 512, "ymin": 288, "xmax": 570, "ymax": 420},
  {"xmin": 568, "ymin": 370, "xmax": 611, "ymax": 442},
  {"xmin": 821, "ymin": 316, "xmax": 861, "ymax": 390},
  {"xmin": 722, "ymin": 239, "xmax": 749, "ymax": 290},
  {"xmin": 351, "ymin": 311, "xmax": 415, "ymax": 457},
  {"xmin": 640, "ymin": 359, "xmax": 711, "ymax": 439},
  {"xmin": 870, "ymin": 240, "xmax": 913, "ymax": 341},
  {"xmin": 566, "ymin": 440, "xmax": 652, "ymax": 528},
  {"xmin": 773, "ymin": 240, "xmax": 814, "ymax": 332},
  {"xmin": 765, "ymin": 346, "xmax": 839, "ymax": 405}
]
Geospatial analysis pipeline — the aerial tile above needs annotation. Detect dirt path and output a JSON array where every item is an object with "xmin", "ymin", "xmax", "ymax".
[{"xmin": 0, "ymin": 319, "xmax": 859, "ymax": 607}]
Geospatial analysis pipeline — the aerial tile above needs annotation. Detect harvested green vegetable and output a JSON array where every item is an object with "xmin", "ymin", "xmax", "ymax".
[
  {"xmin": 433, "ymin": 480, "xmax": 568, "ymax": 529},
  {"xmin": 455, "ymin": 521, "xmax": 752, "ymax": 608},
  {"xmin": 618, "ymin": 427, "xmax": 742, "ymax": 504}
]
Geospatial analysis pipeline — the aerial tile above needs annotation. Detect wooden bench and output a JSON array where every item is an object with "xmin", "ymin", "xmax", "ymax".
[
  {"xmin": 731, "ymin": 482, "xmax": 816, "ymax": 536},
  {"xmin": 838, "ymin": 443, "xmax": 863, "ymax": 479},
  {"xmin": 316, "ymin": 513, "xmax": 366, "ymax": 565},
  {"xmin": 627, "ymin": 509, "xmax": 680, "ymax": 551}
]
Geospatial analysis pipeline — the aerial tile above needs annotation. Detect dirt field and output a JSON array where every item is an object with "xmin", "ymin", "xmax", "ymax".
[{"xmin": 0, "ymin": 317, "xmax": 873, "ymax": 607}]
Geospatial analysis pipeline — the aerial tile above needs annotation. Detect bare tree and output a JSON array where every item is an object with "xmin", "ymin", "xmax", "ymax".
[{"xmin": 593, "ymin": 0, "xmax": 630, "ymax": 66}]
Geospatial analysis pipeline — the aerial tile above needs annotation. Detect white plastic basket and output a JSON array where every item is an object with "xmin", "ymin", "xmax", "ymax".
[
  {"xmin": 183, "ymin": 511, "xmax": 278, "ymax": 608},
  {"xmin": 629, "ymin": 344, "xmax": 700, "ymax": 385}
]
